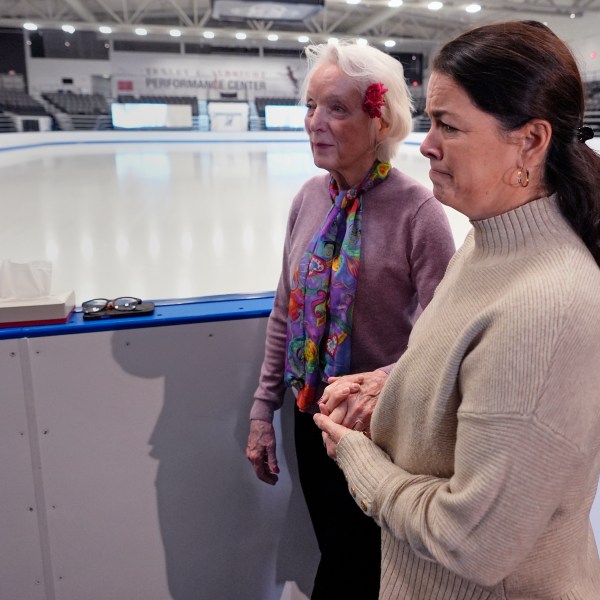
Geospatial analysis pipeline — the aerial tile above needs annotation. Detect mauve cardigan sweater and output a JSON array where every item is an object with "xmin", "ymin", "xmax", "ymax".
[
  {"xmin": 251, "ymin": 168, "xmax": 455, "ymax": 421},
  {"xmin": 337, "ymin": 196, "xmax": 600, "ymax": 599}
]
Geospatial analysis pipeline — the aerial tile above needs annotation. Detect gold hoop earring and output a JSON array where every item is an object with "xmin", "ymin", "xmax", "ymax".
[{"xmin": 517, "ymin": 167, "xmax": 530, "ymax": 188}]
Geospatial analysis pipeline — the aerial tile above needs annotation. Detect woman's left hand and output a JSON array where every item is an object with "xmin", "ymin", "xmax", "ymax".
[
  {"xmin": 318, "ymin": 369, "xmax": 388, "ymax": 434},
  {"xmin": 313, "ymin": 413, "xmax": 352, "ymax": 462}
]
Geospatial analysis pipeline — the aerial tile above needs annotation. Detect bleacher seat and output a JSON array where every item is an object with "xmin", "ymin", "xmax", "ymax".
[
  {"xmin": 584, "ymin": 81, "xmax": 600, "ymax": 135},
  {"xmin": 42, "ymin": 92, "xmax": 109, "ymax": 116},
  {"xmin": 412, "ymin": 96, "xmax": 426, "ymax": 116},
  {"xmin": 0, "ymin": 113, "xmax": 17, "ymax": 133},
  {"xmin": 0, "ymin": 90, "xmax": 48, "ymax": 116}
]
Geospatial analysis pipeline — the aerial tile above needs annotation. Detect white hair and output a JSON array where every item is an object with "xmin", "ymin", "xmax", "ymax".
[{"xmin": 300, "ymin": 40, "xmax": 414, "ymax": 162}]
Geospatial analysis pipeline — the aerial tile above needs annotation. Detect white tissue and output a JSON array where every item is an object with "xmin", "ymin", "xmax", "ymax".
[{"xmin": 0, "ymin": 259, "xmax": 52, "ymax": 300}]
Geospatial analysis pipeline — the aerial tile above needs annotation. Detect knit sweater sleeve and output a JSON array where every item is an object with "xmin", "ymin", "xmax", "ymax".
[
  {"xmin": 338, "ymin": 417, "xmax": 584, "ymax": 587},
  {"xmin": 336, "ymin": 252, "xmax": 600, "ymax": 587},
  {"xmin": 249, "ymin": 191, "xmax": 301, "ymax": 423}
]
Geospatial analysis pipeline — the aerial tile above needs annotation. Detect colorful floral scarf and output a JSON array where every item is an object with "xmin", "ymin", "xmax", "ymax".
[{"xmin": 284, "ymin": 161, "xmax": 391, "ymax": 411}]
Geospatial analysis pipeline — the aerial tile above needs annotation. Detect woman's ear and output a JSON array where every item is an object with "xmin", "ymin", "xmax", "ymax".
[
  {"xmin": 520, "ymin": 118, "xmax": 552, "ymax": 164},
  {"xmin": 375, "ymin": 116, "xmax": 391, "ymax": 141}
]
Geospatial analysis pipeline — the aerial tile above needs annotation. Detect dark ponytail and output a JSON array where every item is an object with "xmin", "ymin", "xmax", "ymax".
[
  {"xmin": 546, "ymin": 133, "xmax": 600, "ymax": 263},
  {"xmin": 432, "ymin": 20, "xmax": 600, "ymax": 266}
]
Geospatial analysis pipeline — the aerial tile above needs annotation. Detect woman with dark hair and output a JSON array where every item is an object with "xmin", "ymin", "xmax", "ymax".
[
  {"xmin": 316, "ymin": 21, "xmax": 600, "ymax": 599},
  {"xmin": 246, "ymin": 40, "xmax": 455, "ymax": 599}
]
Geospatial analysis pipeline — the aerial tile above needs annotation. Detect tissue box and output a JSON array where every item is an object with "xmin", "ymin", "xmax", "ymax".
[{"xmin": 0, "ymin": 290, "xmax": 76, "ymax": 328}]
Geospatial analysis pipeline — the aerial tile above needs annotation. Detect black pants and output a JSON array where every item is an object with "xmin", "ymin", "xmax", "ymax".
[{"xmin": 294, "ymin": 406, "xmax": 381, "ymax": 600}]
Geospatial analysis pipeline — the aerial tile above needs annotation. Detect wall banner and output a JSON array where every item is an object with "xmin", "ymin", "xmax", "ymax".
[{"xmin": 111, "ymin": 52, "xmax": 306, "ymax": 100}]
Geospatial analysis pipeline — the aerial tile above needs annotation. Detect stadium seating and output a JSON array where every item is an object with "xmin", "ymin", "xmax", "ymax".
[
  {"xmin": 585, "ymin": 81, "xmax": 600, "ymax": 134},
  {"xmin": 0, "ymin": 90, "xmax": 48, "ymax": 116},
  {"xmin": 42, "ymin": 91, "xmax": 109, "ymax": 115}
]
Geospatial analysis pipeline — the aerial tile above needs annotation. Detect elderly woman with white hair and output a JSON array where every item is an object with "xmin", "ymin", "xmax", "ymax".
[{"xmin": 246, "ymin": 40, "xmax": 455, "ymax": 599}]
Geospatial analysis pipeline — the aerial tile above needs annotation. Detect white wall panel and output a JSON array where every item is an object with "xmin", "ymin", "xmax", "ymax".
[
  {"xmin": 25, "ymin": 52, "xmax": 305, "ymax": 99},
  {"xmin": 26, "ymin": 319, "xmax": 317, "ymax": 600},
  {"xmin": 0, "ymin": 339, "xmax": 46, "ymax": 600},
  {"xmin": 25, "ymin": 57, "xmax": 111, "ymax": 96}
]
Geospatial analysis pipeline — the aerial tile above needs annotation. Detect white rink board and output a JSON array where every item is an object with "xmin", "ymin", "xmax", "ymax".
[{"xmin": 1, "ymin": 319, "xmax": 318, "ymax": 600}]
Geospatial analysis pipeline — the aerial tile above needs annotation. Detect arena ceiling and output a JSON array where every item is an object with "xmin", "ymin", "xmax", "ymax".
[{"xmin": 1, "ymin": 0, "xmax": 600, "ymax": 52}]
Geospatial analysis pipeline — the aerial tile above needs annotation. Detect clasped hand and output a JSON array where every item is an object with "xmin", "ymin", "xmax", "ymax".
[
  {"xmin": 247, "ymin": 370, "xmax": 387, "ymax": 483},
  {"xmin": 314, "ymin": 369, "xmax": 387, "ymax": 461}
]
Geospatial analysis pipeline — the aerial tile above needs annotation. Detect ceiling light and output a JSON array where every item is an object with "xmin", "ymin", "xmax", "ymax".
[
  {"xmin": 267, "ymin": 34, "xmax": 279, "ymax": 41},
  {"xmin": 328, "ymin": 37, "xmax": 339, "ymax": 44},
  {"xmin": 384, "ymin": 40, "xmax": 396, "ymax": 48},
  {"xmin": 135, "ymin": 28, "xmax": 148, "ymax": 36},
  {"xmin": 346, "ymin": 0, "xmax": 361, "ymax": 4},
  {"xmin": 203, "ymin": 31, "xmax": 215, "ymax": 39},
  {"xmin": 388, "ymin": 0, "xmax": 403, "ymax": 6},
  {"xmin": 170, "ymin": 29, "xmax": 182, "ymax": 37},
  {"xmin": 298, "ymin": 35, "xmax": 310, "ymax": 43},
  {"xmin": 62, "ymin": 24, "xmax": 75, "ymax": 34},
  {"xmin": 356, "ymin": 38, "xmax": 368, "ymax": 46},
  {"xmin": 428, "ymin": 1, "xmax": 443, "ymax": 9},
  {"xmin": 570, "ymin": 12, "xmax": 576, "ymax": 18},
  {"xmin": 465, "ymin": 3, "xmax": 481, "ymax": 12},
  {"xmin": 23, "ymin": 22, "xmax": 38, "ymax": 31},
  {"xmin": 235, "ymin": 32, "xmax": 247, "ymax": 40},
  {"xmin": 99, "ymin": 26, "xmax": 112, "ymax": 34}
]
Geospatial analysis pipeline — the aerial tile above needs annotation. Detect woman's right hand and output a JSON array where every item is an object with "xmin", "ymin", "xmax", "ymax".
[
  {"xmin": 318, "ymin": 370, "xmax": 388, "ymax": 434},
  {"xmin": 246, "ymin": 419, "xmax": 280, "ymax": 485}
]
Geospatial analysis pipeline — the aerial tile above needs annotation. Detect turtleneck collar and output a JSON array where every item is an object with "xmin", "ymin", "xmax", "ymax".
[{"xmin": 469, "ymin": 194, "xmax": 571, "ymax": 261}]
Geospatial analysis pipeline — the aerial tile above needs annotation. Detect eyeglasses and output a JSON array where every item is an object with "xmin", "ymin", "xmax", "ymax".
[{"xmin": 81, "ymin": 296, "xmax": 142, "ymax": 315}]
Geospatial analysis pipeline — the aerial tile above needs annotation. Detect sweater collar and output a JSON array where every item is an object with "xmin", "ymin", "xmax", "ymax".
[{"xmin": 470, "ymin": 194, "xmax": 568, "ymax": 259}]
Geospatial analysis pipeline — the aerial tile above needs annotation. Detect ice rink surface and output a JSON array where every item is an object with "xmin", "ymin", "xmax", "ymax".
[{"xmin": 0, "ymin": 136, "xmax": 470, "ymax": 304}]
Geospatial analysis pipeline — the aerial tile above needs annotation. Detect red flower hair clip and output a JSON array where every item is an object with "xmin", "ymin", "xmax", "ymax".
[{"xmin": 363, "ymin": 82, "xmax": 388, "ymax": 118}]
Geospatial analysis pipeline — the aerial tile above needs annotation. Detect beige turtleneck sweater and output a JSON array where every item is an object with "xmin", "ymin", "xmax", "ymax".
[{"xmin": 337, "ymin": 196, "xmax": 600, "ymax": 599}]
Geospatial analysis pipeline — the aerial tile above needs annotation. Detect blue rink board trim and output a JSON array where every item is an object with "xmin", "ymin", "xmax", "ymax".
[{"xmin": 0, "ymin": 293, "xmax": 275, "ymax": 340}]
